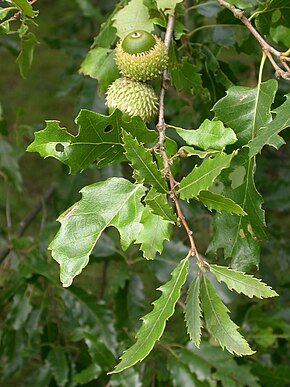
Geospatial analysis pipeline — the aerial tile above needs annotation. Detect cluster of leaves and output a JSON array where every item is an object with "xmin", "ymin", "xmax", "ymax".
[
  {"xmin": 1, "ymin": 0, "xmax": 290, "ymax": 385},
  {"xmin": 0, "ymin": 0, "xmax": 38, "ymax": 78}
]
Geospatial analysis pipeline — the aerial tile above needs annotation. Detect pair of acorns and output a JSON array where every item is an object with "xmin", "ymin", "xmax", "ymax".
[{"xmin": 106, "ymin": 30, "xmax": 168, "ymax": 121}]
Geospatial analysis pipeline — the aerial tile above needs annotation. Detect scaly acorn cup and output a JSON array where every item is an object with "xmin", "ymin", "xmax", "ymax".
[
  {"xmin": 115, "ymin": 30, "xmax": 168, "ymax": 81},
  {"xmin": 106, "ymin": 77, "xmax": 158, "ymax": 122}
]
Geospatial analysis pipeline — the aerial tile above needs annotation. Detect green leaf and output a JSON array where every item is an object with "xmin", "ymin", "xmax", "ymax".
[
  {"xmin": 49, "ymin": 178, "xmax": 146, "ymax": 287},
  {"xmin": 156, "ymin": 0, "xmax": 183, "ymax": 15},
  {"xmin": 172, "ymin": 119, "xmax": 237, "ymax": 150},
  {"xmin": 179, "ymin": 152, "xmax": 235, "ymax": 200},
  {"xmin": 185, "ymin": 276, "xmax": 202, "ymax": 348},
  {"xmin": 113, "ymin": 0, "xmax": 154, "ymax": 38},
  {"xmin": 248, "ymin": 93, "xmax": 290, "ymax": 157},
  {"xmin": 79, "ymin": 47, "xmax": 119, "ymax": 95},
  {"xmin": 200, "ymin": 275, "xmax": 255, "ymax": 356},
  {"xmin": 169, "ymin": 57, "xmax": 204, "ymax": 95},
  {"xmin": 213, "ymin": 80, "xmax": 278, "ymax": 146},
  {"xmin": 135, "ymin": 206, "xmax": 171, "ymax": 259},
  {"xmin": 207, "ymin": 149, "xmax": 265, "ymax": 270},
  {"xmin": 12, "ymin": 0, "xmax": 37, "ymax": 17},
  {"xmin": 110, "ymin": 257, "xmax": 189, "ymax": 373},
  {"xmin": 178, "ymin": 146, "xmax": 220, "ymax": 159},
  {"xmin": 209, "ymin": 264, "xmax": 278, "ymax": 298},
  {"xmin": 73, "ymin": 364, "xmax": 102, "ymax": 385},
  {"xmin": 122, "ymin": 130, "xmax": 168, "ymax": 194},
  {"xmin": 16, "ymin": 32, "xmax": 38, "ymax": 79},
  {"xmin": 93, "ymin": 13, "xmax": 117, "ymax": 48},
  {"xmin": 198, "ymin": 191, "xmax": 247, "ymax": 216},
  {"xmin": 27, "ymin": 109, "xmax": 157, "ymax": 173},
  {"xmin": 47, "ymin": 346, "xmax": 69, "ymax": 387},
  {"xmin": 145, "ymin": 188, "xmax": 176, "ymax": 223},
  {"xmin": 83, "ymin": 332, "xmax": 116, "ymax": 369}
]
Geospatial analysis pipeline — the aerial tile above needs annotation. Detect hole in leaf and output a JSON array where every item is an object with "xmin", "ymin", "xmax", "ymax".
[
  {"xmin": 55, "ymin": 143, "xmax": 65, "ymax": 152},
  {"xmin": 104, "ymin": 125, "xmax": 113, "ymax": 133}
]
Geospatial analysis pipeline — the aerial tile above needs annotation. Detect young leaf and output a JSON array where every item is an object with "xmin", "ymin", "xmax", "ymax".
[
  {"xmin": 145, "ymin": 188, "xmax": 176, "ymax": 223},
  {"xmin": 172, "ymin": 119, "xmax": 237, "ymax": 150},
  {"xmin": 27, "ymin": 109, "xmax": 157, "ymax": 173},
  {"xmin": 49, "ymin": 178, "xmax": 146, "ymax": 287},
  {"xmin": 209, "ymin": 264, "xmax": 278, "ymax": 298},
  {"xmin": 185, "ymin": 275, "xmax": 202, "ymax": 348},
  {"xmin": 178, "ymin": 146, "xmax": 220, "ymax": 159},
  {"xmin": 80, "ymin": 47, "xmax": 119, "ymax": 95},
  {"xmin": 113, "ymin": 0, "xmax": 154, "ymax": 38},
  {"xmin": 16, "ymin": 32, "xmax": 38, "ymax": 79},
  {"xmin": 135, "ymin": 206, "xmax": 170, "ymax": 259},
  {"xmin": 179, "ymin": 152, "xmax": 235, "ymax": 200},
  {"xmin": 110, "ymin": 257, "xmax": 189, "ymax": 373},
  {"xmin": 248, "ymin": 93, "xmax": 290, "ymax": 157},
  {"xmin": 12, "ymin": 0, "xmax": 37, "ymax": 17},
  {"xmin": 200, "ymin": 275, "xmax": 255, "ymax": 356},
  {"xmin": 122, "ymin": 130, "xmax": 168, "ymax": 194},
  {"xmin": 198, "ymin": 191, "xmax": 247, "ymax": 216}
]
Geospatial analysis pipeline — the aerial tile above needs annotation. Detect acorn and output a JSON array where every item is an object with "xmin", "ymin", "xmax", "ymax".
[
  {"xmin": 115, "ymin": 30, "xmax": 168, "ymax": 81},
  {"xmin": 105, "ymin": 77, "xmax": 158, "ymax": 121}
]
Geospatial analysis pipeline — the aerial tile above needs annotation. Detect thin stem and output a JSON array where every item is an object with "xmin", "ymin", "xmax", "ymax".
[
  {"xmin": 156, "ymin": 14, "xmax": 205, "ymax": 266},
  {"xmin": 216, "ymin": 0, "xmax": 290, "ymax": 80}
]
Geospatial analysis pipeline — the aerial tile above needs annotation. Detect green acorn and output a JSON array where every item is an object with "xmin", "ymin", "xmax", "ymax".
[
  {"xmin": 115, "ymin": 30, "xmax": 168, "ymax": 81},
  {"xmin": 106, "ymin": 77, "xmax": 158, "ymax": 121}
]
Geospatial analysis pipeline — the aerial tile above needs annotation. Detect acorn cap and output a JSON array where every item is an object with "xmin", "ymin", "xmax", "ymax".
[
  {"xmin": 105, "ymin": 77, "xmax": 158, "ymax": 122},
  {"xmin": 115, "ymin": 30, "xmax": 168, "ymax": 81}
]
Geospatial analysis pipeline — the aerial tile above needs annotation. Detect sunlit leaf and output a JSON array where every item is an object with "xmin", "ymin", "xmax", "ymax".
[
  {"xmin": 110, "ymin": 257, "xmax": 189, "ymax": 373},
  {"xmin": 145, "ymin": 188, "xmax": 176, "ymax": 223},
  {"xmin": 210, "ymin": 264, "xmax": 278, "ymax": 298},
  {"xmin": 122, "ymin": 130, "xmax": 168, "ymax": 193},
  {"xmin": 179, "ymin": 152, "xmax": 235, "ymax": 200},
  {"xmin": 173, "ymin": 119, "xmax": 237, "ymax": 150},
  {"xmin": 50, "ymin": 178, "xmax": 146, "ymax": 286},
  {"xmin": 200, "ymin": 275, "xmax": 255, "ymax": 356},
  {"xmin": 185, "ymin": 276, "xmax": 202, "ymax": 348},
  {"xmin": 156, "ymin": 0, "xmax": 183, "ymax": 15},
  {"xmin": 113, "ymin": 0, "xmax": 154, "ymax": 38}
]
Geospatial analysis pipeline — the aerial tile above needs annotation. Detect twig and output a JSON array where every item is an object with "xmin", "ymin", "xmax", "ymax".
[
  {"xmin": 216, "ymin": 0, "xmax": 290, "ymax": 80},
  {"xmin": 155, "ymin": 14, "xmax": 205, "ymax": 266},
  {"xmin": 0, "ymin": 184, "xmax": 55, "ymax": 264}
]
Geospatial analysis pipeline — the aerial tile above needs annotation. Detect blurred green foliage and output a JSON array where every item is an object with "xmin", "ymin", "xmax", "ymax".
[{"xmin": 0, "ymin": 0, "xmax": 289, "ymax": 385}]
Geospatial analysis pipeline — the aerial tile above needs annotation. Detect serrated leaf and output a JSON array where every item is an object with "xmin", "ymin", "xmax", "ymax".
[
  {"xmin": 110, "ymin": 257, "xmax": 189, "ymax": 373},
  {"xmin": 179, "ymin": 152, "xmax": 235, "ymax": 200},
  {"xmin": 145, "ymin": 188, "xmax": 176, "ymax": 223},
  {"xmin": 47, "ymin": 346, "xmax": 69, "ymax": 387},
  {"xmin": 200, "ymin": 275, "xmax": 255, "ymax": 356},
  {"xmin": 156, "ymin": 0, "xmax": 183, "ymax": 15},
  {"xmin": 213, "ymin": 79, "xmax": 278, "ymax": 146},
  {"xmin": 135, "ymin": 206, "xmax": 171, "ymax": 259},
  {"xmin": 113, "ymin": 0, "xmax": 154, "ymax": 38},
  {"xmin": 16, "ymin": 32, "xmax": 38, "ymax": 79},
  {"xmin": 27, "ymin": 109, "xmax": 157, "ymax": 173},
  {"xmin": 79, "ymin": 47, "xmax": 119, "ymax": 95},
  {"xmin": 198, "ymin": 191, "xmax": 247, "ymax": 216},
  {"xmin": 179, "ymin": 146, "xmax": 220, "ymax": 159},
  {"xmin": 50, "ymin": 178, "xmax": 146, "ymax": 287},
  {"xmin": 209, "ymin": 264, "xmax": 278, "ymax": 298},
  {"xmin": 248, "ymin": 93, "xmax": 290, "ymax": 157},
  {"xmin": 185, "ymin": 276, "xmax": 202, "ymax": 348},
  {"xmin": 173, "ymin": 119, "xmax": 237, "ymax": 150},
  {"xmin": 122, "ymin": 130, "xmax": 168, "ymax": 194},
  {"xmin": 169, "ymin": 57, "xmax": 205, "ymax": 95}
]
